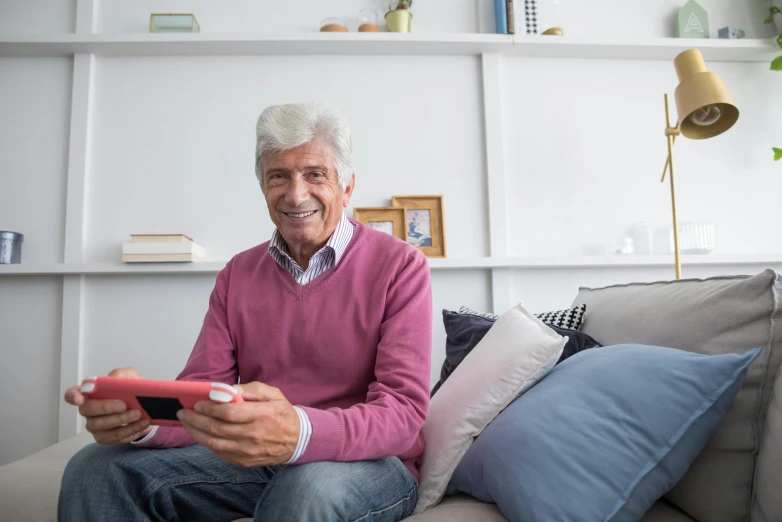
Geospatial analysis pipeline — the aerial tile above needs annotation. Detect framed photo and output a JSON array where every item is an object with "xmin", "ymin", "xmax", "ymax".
[
  {"xmin": 391, "ymin": 195, "xmax": 446, "ymax": 258},
  {"xmin": 352, "ymin": 207, "xmax": 407, "ymax": 241}
]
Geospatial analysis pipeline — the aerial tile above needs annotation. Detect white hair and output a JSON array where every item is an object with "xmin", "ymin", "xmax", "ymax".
[{"xmin": 255, "ymin": 102, "xmax": 354, "ymax": 190}]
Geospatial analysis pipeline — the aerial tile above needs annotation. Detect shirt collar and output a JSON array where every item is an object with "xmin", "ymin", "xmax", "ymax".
[{"xmin": 268, "ymin": 212, "xmax": 354, "ymax": 266}]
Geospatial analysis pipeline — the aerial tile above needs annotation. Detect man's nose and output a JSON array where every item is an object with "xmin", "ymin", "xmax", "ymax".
[{"xmin": 285, "ymin": 176, "xmax": 309, "ymax": 207}]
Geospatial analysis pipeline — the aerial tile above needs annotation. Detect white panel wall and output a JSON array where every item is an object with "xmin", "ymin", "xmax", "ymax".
[
  {"xmin": 503, "ymin": 57, "xmax": 782, "ymax": 257},
  {"xmin": 0, "ymin": 57, "xmax": 72, "ymax": 263},
  {"xmin": 0, "ymin": 277, "xmax": 62, "ymax": 466},
  {"xmin": 86, "ymin": 55, "xmax": 488, "ymax": 262},
  {"xmin": 83, "ymin": 275, "xmax": 215, "ymax": 379},
  {"xmin": 0, "ymin": 0, "xmax": 76, "ymax": 34}
]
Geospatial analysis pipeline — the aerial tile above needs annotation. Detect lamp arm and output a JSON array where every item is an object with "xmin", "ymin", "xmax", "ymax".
[{"xmin": 661, "ymin": 132, "xmax": 679, "ymax": 183}]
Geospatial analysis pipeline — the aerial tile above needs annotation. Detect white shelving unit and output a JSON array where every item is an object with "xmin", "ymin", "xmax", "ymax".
[
  {"xmin": 1, "ymin": 254, "xmax": 779, "ymax": 276},
  {"xmin": 0, "ymin": 33, "xmax": 778, "ymax": 62}
]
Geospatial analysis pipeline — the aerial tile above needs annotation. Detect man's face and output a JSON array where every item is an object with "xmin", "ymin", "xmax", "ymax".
[{"xmin": 261, "ymin": 140, "xmax": 354, "ymax": 254}]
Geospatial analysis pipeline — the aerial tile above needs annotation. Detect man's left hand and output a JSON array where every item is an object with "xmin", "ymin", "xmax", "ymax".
[{"xmin": 178, "ymin": 382, "xmax": 300, "ymax": 467}]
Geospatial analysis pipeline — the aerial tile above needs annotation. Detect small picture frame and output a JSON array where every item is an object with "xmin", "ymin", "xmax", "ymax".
[
  {"xmin": 352, "ymin": 207, "xmax": 407, "ymax": 241},
  {"xmin": 391, "ymin": 195, "xmax": 446, "ymax": 258}
]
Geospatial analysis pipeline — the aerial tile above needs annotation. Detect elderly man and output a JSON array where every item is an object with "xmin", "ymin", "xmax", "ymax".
[{"xmin": 58, "ymin": 102, "xmax": 432, "ymax": 522}]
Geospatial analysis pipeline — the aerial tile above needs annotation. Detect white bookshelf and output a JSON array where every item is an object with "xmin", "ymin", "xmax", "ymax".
[
  {"xmin": 0, "ymin": 33, "xmax": 778, "ymax": 62},
  {"xmin": 1, "ymin": 254, "xmax": 779, "ymax": 276}
]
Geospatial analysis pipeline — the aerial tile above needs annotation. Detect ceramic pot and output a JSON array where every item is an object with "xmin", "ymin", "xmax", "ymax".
[{"xmin": 386, "ymin": 9, "xmax": 412, "ymax": 32}]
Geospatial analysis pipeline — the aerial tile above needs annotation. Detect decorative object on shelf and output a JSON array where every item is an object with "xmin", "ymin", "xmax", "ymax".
[
  {"xmin": 539, "ymin": 0, "xmax": 563, "ymax": 36},
  {"xmin": 122, "ymin": 234, "xmax": 204, "ymax": 263},
  {"xmin": 628, "ymin": 222, "xmax": 653, "ymax": 255},
  {"xmin": 764, "ymin": 4, "xmax": 782, "ymax": 161},
  {"xmin": 675, "ymin": 0, "xmax": 708, "ymax": 39},
  {"xmin": 386, "ymin": 0, "xmax": 413, "ymax": 33},
  {"xmin": 507, "ymin": 0, "xmax": 515, "ymax": 34},
  {"xmin": 669, "ymin": 222, "xmax": 715, "ymax": 254},
  {"xmin": 391, "ymin": 195, "xmax": 446, "ymax": 258},
  {"xmin": 320, "ymin": 18, "xmax": 349, "ymax": 32},
  {"xmin": 357, "ymin": 8, "xmax": 380, "ymax": 32},
  {"xmin": 149, "ymin": 13, "xmax": 200, "ymax": 33},
  {"xmin": 0, "ymin": 231, "xmax": 23, "ymax": 264},
  {"xmin": 494, "ymin": 0, "xmax": 509, "ymax": 34},
  {"xmin": 352, "ymin": 207, "xmax": 406, "ymax": 241},
  {"xmin": 524, "ymin": 0, "xmax": 538, "ymax": 35},
  {"xmin": 659, "ymin": 48, "xmax": 738, "ymax": 278},
  {"xmin": 717, "ymin": 26, "xmax": 744, "ymax": 39},
  {"xmin": 605, "ymin": 237, "xmax": 634, "ymax": 256}
]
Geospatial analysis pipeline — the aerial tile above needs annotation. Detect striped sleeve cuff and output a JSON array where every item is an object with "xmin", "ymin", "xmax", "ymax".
[
  {"xmin": 286, "ymin": 406, "xmax": 312, "ymax": 464},
  {"xmin": 131, "ymin": 425, "xmax": 158, "ymax": 444}
]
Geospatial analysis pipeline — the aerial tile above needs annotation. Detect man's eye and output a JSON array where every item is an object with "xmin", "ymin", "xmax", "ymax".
[{"xmin": 310, "ymin": 172, "xmax": 324, "ymax": 178}]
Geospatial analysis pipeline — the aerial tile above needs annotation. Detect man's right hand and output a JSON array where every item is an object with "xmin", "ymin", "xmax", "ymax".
[{"xmin": 64, "ymin": 367, "xmax": 153, "ymax": 444}]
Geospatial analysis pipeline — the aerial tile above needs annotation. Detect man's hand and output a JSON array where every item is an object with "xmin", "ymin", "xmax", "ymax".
[
  {"xmin": 63, "ymin": 367, "xmax": 152, "ymax": 444},
  {"xmin": 177, "ymin": 382, "xmax": 300, "ymax": 467}
]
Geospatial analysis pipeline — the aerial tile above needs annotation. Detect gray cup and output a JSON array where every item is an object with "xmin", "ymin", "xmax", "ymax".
[{"xmin": 0, "ymin": 231, "xmax": 24, "ymax": 264}]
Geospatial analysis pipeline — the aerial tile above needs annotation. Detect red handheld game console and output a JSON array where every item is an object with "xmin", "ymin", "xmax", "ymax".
[{"xmin": 80, "ymin": 376, "xmax": 244, "ymax": 426}]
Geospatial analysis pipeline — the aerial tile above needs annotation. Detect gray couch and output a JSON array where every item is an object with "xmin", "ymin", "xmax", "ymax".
[{"xmin": 1, "ymin": 270, "xmax": 780, "ymax": 522}]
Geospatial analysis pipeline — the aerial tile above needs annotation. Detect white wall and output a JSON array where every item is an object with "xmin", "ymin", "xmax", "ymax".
[
  {"xmin": 1, "ymin": 0, "xmax": 782, "ymax": 466},
  {"xmin": 503, "ymin": 57, "xmax": 782, "ymax": 257}
]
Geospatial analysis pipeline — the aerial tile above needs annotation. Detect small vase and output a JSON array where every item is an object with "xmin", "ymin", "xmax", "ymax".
[{"xmin": 386, "ymin": 9, "xmax": 412, "ymax": 33}]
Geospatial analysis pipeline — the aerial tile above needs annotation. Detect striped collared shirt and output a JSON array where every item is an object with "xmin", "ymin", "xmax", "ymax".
[
  {"xmin": 266, "ymin": 212, "xmax": 354, "ymax": 464},
  {"xmin": 268, "ymin": 212, "xmax": 355, "ymax": 285}
]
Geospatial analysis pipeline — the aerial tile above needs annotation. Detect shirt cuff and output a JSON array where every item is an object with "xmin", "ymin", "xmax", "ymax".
[
  {"xmin": 131, "ymin": 425, "xmax": 158, "ymax": 444},
  {"xmin": 286, "ymin": 406, "xmax": 312, "ymax": 464}
]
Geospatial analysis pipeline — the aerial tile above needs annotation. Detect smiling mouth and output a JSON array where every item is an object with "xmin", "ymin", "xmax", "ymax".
[{"xmin": 283, "ymin": 210, "xmax": 318, "ymax": 219}]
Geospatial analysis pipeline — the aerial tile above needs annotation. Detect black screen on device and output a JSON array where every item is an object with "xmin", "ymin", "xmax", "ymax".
[{"xmin": 136, "ymin": 396, "xmax": 184, "ymax": 420}]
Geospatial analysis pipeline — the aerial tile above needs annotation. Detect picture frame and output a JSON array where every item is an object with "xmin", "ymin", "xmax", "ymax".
[
  {"xmin": 352, "ymin": 207, "xmax": 407, "ymax": 241},
  {"xmin": 391, "ymin": 195, "xmax": 446, "ymax": 258}
]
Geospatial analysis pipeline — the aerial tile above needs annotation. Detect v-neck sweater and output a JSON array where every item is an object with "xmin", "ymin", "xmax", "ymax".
[{"xmin": 137, "ymin": 220, "xmax": 433, "ymax": 480}]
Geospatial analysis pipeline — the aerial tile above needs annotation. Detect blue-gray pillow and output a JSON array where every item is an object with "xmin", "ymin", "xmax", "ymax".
[
  {"xmin": 446, "ymin": 344, "xmax": 762, "ymax": 522},
  {"xmin": 430, "ymin": 309, "xmax": 601, "ymax": 397}
]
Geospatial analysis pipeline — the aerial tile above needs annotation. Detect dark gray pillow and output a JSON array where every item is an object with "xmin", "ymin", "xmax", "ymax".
[{"xmin": 431, "ymin": 309, "xmax": 602, "ymax": 397}]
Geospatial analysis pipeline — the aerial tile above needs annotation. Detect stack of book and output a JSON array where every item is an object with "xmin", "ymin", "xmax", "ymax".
[{"xmin": 122, "ymin": 234, "xmax": 205, "ymax": 263}]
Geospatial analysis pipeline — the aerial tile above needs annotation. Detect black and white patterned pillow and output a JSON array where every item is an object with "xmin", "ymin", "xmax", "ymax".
[{"xmin": 458, "ymin": 303, "xmax": 587, "ymax": 331}]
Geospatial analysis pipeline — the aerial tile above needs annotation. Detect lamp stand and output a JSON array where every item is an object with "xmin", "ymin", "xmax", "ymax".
[{"xmin": 662, "ymin": 94, "xmax": 682, "ymax": 280}]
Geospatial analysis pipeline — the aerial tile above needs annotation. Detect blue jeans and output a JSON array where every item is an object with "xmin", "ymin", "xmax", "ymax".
[{"xmin": 58, "ymin": 442, "xmax": 418, "ymax": 522}]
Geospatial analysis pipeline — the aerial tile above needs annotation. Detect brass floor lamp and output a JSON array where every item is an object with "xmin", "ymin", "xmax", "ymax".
[{"xmin": 662, "ymin": 49, "xmax": 739, "ymax": 279}]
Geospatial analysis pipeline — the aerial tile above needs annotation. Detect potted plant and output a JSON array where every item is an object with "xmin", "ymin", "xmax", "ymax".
[
  {"xmin": 765, "ymin": 5, "xmax": 782, "ymax": 161},
  {"xmin": 386, "ymin": 0, "xmax": 413, "ymax": 33}
]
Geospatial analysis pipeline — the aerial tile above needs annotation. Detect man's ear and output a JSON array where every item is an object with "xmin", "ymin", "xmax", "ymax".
[{"xmin": 342, "ymin": 173, "xmax": 356, "ymax": 208}]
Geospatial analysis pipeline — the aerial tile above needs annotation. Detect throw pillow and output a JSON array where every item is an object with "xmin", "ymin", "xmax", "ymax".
[
  {"xmin": 430, "ymin": 309, "xmax": 601, "ymax": 397},
  {"xmin": 414, "ymin": 303, "xmax": 566, "ymax": 514},
  {"xmin": 459, "ymin": 303, "xmax": 586, "ymax": 330},
  {"xmin": 446, "ymin": 344, "xmax": 763, "ymax": 522}
]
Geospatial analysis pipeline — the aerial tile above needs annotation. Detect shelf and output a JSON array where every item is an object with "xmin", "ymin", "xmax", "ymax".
[
  {"xmin": 1, "ymin": 255, "xmax": 780, "ymax": 276},
  {"xmin": 0, "ymin": 33, "xmax": 778, "ymax": 62}
]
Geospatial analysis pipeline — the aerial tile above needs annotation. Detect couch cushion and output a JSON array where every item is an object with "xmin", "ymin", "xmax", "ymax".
[
  {"xmin": 446, "ymin": 344, "xmax": 759, "ymax": 522},
  {"xmin": 0, "ymin": 432, "xmax": 93, "ymax": 522},
  {"xmin": 414, "ymin": 304, "xmax": 565, "ymax": 513},
  {"xmin": 402, "ymin": 497, "xmax": 696, "ymax": 522},
  {"xmin": 430, "ymin": 309, "xmax": 601, "ymax": 397},
  {"xmin": 404, "ymin": 495, "xmax": 506, "ymax": 522},
  {"xmin": 572, "ymin": 269, "xmax": 782, "ymax": 522}
]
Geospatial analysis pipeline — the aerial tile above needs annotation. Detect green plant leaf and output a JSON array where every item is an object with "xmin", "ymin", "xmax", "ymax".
[
  {"xmin": 775, "ymin": 148, "xmax": 782, "ymax": 161},
  {"xmin": 777, "ymin": 33, "xmax": 782, "ymax": 50},
  {"xmin": 772, "ymin": 56, "xmax": 782, "ymax": 71},
  {"xmin": 769, "ymin": 7, "xmax": 782, "ymax": 24}
]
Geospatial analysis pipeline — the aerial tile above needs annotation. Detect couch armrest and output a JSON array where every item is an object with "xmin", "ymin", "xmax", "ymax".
[{"xmin": 0, "ymin": 433, "xmax": 93, "ymax": 522}]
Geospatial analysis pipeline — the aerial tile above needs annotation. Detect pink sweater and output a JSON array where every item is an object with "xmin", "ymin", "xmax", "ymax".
[{"xmin": 137, "ymin": 221, "xmax": 432, "ymax": 480}]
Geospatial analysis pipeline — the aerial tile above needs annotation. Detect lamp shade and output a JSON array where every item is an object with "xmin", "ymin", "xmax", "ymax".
[{"xmin": 673, "ymin": 49, "xmax": 739, "ymax": 139}]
